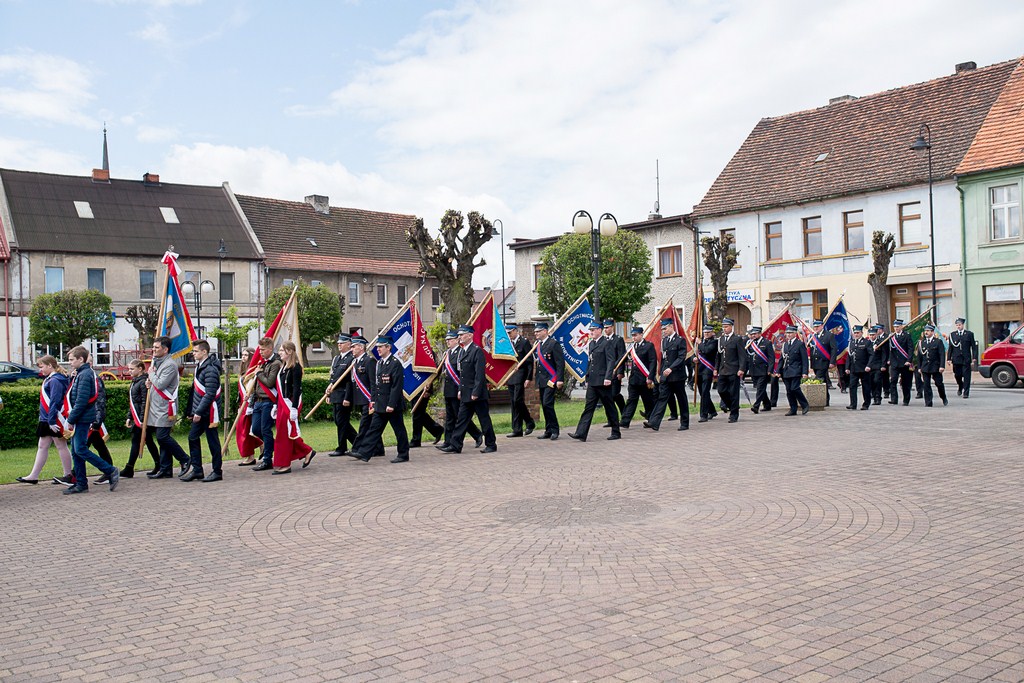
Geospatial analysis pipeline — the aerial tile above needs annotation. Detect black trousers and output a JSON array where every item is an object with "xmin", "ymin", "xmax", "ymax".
[
  {"xmin": 953, "ymin": 364, "xmax": 972, "ymax": 396},
  {"xmin": 332, "ymin": 402, "xmax": 358, "ymax": 452},
  {"xmin": 698, "ymin": 372, "xmax": 718, "ymax": 419},
  {"xmin": 848, "ymin": 371, "xmax": 873, "ymax": 408},
  {"xmin": 889, "ymin": 364, "xmax": 913, "ymax": 403},
  {"xmin": 444, "ymin": 396, "xmax": 479, "ymax": 446},
  {"xmin": 717, "ymin": 374, "xmax": 741, "ymax": 419},
  {"xmin": 574, "ymin": 385, "xmax": 619, "ymax": 439},
  {"xmin": 87, "ymin": 430, "xmax": 114, "ymax": 465},
  {"xmin": 871, "ymin": 368, "xmax": 887, "ymax": 401},
  {"xmin": 769, "ymin": 375, "xmax": 780, "ymax": 407},
  {"xmin": 751, "ymin": 374, "xmax": 771, "ymax": 410},
  {"xmin": 923, "ymin": 372, "xmax": 947, "ymax": 405},
  {"xmin": 538, "ymin": 384, "xmax": 559, "ymax": 436},
  {"xmin": 812, "ymin": 367, "xmax": 831, "ymax": 405},
  {"xmin": 452, "ymin": 399, "xmax": 495, "ymax": 451},
  {"xmin": 360, "ymin": 408, "xmax": 409, "ymax": 457},
  {"xmin": 914, "ymin": 368, "xmax": 925, "ymax": 395},
  {"xmin": 619, "ymin": 381, "xmax": 655, "ymax": 426},
  {"xmin": 188, "ymin": 415, "xmax": 222, "ymax": 474},
  {"xmin": 611, "ymin": 377, "xmax": 626, "ymax": 414},
  {"xmin": 507, "ymin": 383, "xmax": 535, "ymax": 434},
  {"xmin": 648, "ymin": 380, "xmax": 688, "ymax": 429},
  {"xmin": 783, "ymin": 376, "xmax": 808, "ymax": 412},
  {"xmin": 155, "ymin": 425, "xmax": 189, "ymax": 471},
  {"xmin": 352, "ymin": 404, "xmax": 384, "ymax": 456},
  {"xmin": 411, "ymin": 401, "xmax": 444, "ymax": 443},
  {"xmin": 126, "ymin": 425, "xmax": 160, "ymax": 470}
]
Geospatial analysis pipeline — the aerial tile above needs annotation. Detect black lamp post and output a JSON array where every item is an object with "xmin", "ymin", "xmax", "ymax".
[
  {"xmin": 217, "ymin": 239, "xmax": 227, "ymax": 328},
  {"xmin": 910, "ymin": 123, "xmax": 937, "ymax": 324},
  {"xmin": 492, "ymin": 219, "xmax": 506, "ymax": 321},
  {"xmin": 572, "ymin": 210, "xmax": 618, "ymax": 321},
  {"xmin": 181, "ymin": 279, "xmax": 215, "ymax": 339}
]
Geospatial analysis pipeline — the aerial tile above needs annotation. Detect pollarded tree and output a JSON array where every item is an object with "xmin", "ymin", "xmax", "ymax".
[
  {"xmin": 537, "ymin": 230, "xmax": 653, "ymax": 323},
  {"xmin": 701, "ymin": 232, "xmax": 739, "ymax": 322},
  {"xmin": 264, "ymin": 282, "xmax": 343, "ymax": 364},
  {"xmin": 867, "ymin": 230, "xmax": 896, "ymax": 330},
  {"xmin": 408, "ymin": 210, "xmax": 494, "ymax": 326},
  {"xmin": 125, "ymin": 304, "xmax": 160, "ymax": 350},
  {"xmin": 29, "ymin": 289, "xmax": 116, "ymax": 350}
]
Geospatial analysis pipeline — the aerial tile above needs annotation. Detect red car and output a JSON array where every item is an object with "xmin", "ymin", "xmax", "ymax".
[{"xmin": 979, "ymin": 323, "xmax": 1024, "ymax": 388}]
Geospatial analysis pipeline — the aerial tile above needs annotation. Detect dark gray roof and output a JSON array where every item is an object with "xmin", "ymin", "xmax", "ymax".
[{"xmin": 0, "ymin": 168, "xmax": 261, "ymax": 258}]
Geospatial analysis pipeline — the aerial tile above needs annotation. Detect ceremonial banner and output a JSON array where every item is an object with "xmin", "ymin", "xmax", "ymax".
[
  {"xmin": 372, "ymin": 300, "xmax": 436, "ymax": 399},
  {"xmin": 825, "ymin": 297, "xmax": 852, "ymax": 362},
  {"xmin": 158, "ymin": 251, "xmax": 197, "ymax": 358},
  {"xmin": 467, "ymin": 291, "xmax": 518, "ymax": 386},
  {"xmin": 906, "ymin": 306, "xmax": 937, "ymax": 348},
  {"xmin": 684, "ymin": 287, "xmax": 703, "ymax": 359},
  {"xmin": 551, "ymin": 297, "xmax": 594, "ymax": 381},
  {"xmin": 762, "ymin": 305, "xmax": 797, "ymax": 373}
]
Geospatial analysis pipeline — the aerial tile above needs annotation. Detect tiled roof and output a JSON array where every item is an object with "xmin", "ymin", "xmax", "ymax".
[
  {"xmin": 957, "ymin": 60, "xmax": 1024, "ymax": 175},
  {"xmin": 693, "ymin": 58, "xmax": 1022, "ymax": 218},
  {"xmin": 0, "ymin": 168, "xmax": 261, "ymax": 258},
  {"xmin": 235, "ymin": 194, "xmax": 421, "ymax": 275},
  {"xmin": 508, "ymin": 214, "xmax": 690, "ymax": 250}
]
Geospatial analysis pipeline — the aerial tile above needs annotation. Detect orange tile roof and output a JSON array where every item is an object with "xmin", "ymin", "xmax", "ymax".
[{"xmin": 956, "ymin": 60, "xmax": 1024, "ymax": 175}]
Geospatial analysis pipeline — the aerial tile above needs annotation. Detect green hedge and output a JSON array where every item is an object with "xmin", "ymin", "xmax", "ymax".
[{"xmin": 0, "ymin": 374, "xmax": 334, "ymax": 450}]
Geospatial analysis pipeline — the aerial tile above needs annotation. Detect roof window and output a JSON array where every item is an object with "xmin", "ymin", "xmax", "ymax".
[
  {"xmin": 160, "ymin": 207, "xmax": 180, "ymax": 224},
  {"xmin": 814, "ymin": 152, "xmax": 829, "ymax": 163},
  {"xmin": 306, "ymin": 237, "xmax": 319, "ymax": 247},
  {"xmin": 74, "ymin": 201, "xmax": 94, "ymax": 219}
]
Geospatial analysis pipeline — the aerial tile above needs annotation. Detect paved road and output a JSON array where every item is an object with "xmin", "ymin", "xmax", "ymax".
[{"xmin": 2, "ymin": 382, "xmax": 1022, "ymax": 682}]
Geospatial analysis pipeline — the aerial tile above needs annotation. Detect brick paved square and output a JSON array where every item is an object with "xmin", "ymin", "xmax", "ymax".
[{"xmin": 1, "ymin": 384, "xmax": 1022, "ymax": 681}]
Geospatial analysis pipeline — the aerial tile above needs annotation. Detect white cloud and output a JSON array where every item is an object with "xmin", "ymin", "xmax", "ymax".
[
  {"xmin": 0, "ymin": 137, "xmax": 88, "ymax": 174},
  {"xmin": 0, "ymin": 51, "xmax": 96, "ymax": 128},
  {"xmin": 134, "ymin": 22, "xmax": 173, "ymax": 46},
  {"xmin": 136, "ymin": 124, "xmax": 181, "ymax": 143}
]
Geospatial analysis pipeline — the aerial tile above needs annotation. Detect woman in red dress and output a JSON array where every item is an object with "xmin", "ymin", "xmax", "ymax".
[{"xmin": 271, "ymin": 342, "xmax": 316, "ymax": 474}]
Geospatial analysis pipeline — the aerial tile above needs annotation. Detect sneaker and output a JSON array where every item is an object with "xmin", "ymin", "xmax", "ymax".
[
  {"xmin": 108, "ymin": 469, "xmax": 120, "ymax": 492},
  {"xmin": 96, "ymin": 473, "xmax": 110, "ymax": 484},
  {"xmin": 62, "ymin": 486, "xmax": 88, "ymax": 495},
  {"xmin": 52, "ymin": 474, "xmax": 74, "ymax": 486}
]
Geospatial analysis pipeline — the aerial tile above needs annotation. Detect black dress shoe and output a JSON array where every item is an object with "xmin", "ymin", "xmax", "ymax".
[
  {"xmin": 606, "ymin": 434, "xmax": 620, "ymax": 440},
  {"xmin": 728, "ymin": 417, "xmax": 738, "ymax": 423},
  {"xmin": 860, "ymin": 405, "xmax": 869, "ymax": 411},
  {"xmin": 474, "ymin": 436, "xmax": 484, "ymax": 449},
  {"xmin": 667, "ymin": 415, "xmax": 678, "ymax": 421},
  {"xmin": 437, "ymin": 446, "xmax": 458, "ymax": 454},
  {"xmin": 180, "ymin": 469, "xmax": 203, "ymax": 482},
  {"xmin": 888, "ymin": 400, "xmax": 898, "ymax": 405},
  {"xmin": 353, "ymin": 452, "xmax": 372, "ymax": 462},
  {"xmin": 549, "ymin": 433, "xmax": 559, "ymax": 441},
  {"xmin": 271, "ymin": 468, "xmax": 291, "ymax": 475},
  {"xmin": 963, "ymin": 394, "xmax": 970, "ymax": 399},
  {"xmin": 567, "ymin": 433, "xmax": 585, "ymax": 442},
  {"xmin": 328, "ymin": 450, "xmax": 348, "ymax": 457},
  {"xmin": 784, "ymin": 411, "xmax": 797, "ymax": 416},
  {"xmin": 642, "ymin": 422, "xmax": 658, "ymax": 431},
  {"xmin": 942, "ymin": 398, "xmax": 949, "ymax": 406},
  {"xmin": 536, "ymin": 433, "xmax": 551, "ymax": 439},
  {"xmin": 252, "ymin": 461, "xmax": 272, "ymax": 471},
  {"xmin": 525, "ymin": 426, "xmax": 535, "ymax": 436},
  {"xmin": 62, "ymin": 486, "xmax": 87, "ymax": 495},
  {"xmin": 435, "ymin": 443, "xmax": 451, "ymax": 450},
  {"xmin": 390, "ymin": 456, "xmax": 409, "ymax": 463},
  {"xmin": 677, "ymin": 426, "xmax": 689, "ymax": 431},
  {"xmin": 846, "ymin": 406, "xmax": 856, "ymax": 410},
  {"xmin": 409, "ymin": 441, "xmax": 422, "ymax": 448},
  {"xmin": 762, "ymin": 406, "xmax": 771, "ymax": 412},
  {"xmin": 16, "ymin": 477, "xmax": 38, "ymax": 484},
  {"xmin": 179, "ymin": 462, "xmax": 190, "ymax": 476},
  {"xmin": 432, "ymin": 433, "xmax": 444, "ymax": 444},
  {"xmin": 751, "ymin": 405, "xmax": 759, "ymax": 414},
  {"xmin": 302, "ymin": 451, "xmax": 317, "ymax": 468},
  {"xmin": 120, "ymin": 468, "xmax": 134, "ymax": 479},
  {"xmin": 957, "ymin": 388, "xmax": 963, "ymax": 396},
  {"xmin": 480, "ymin": 446, "xmax": 497, "ymax": 453},
  {"xmin": 801, "ymin": 406, "xmax": 810, "ymax": 415},
  {"xmin": 506, "ymin": 432, "xmax": 523, "ymax": 438},
  {"xmin": 902, "ymin": 401, "xmax": 909, "ymax": 406},
  {"xmin": 147, "ymin": 469, "xmax": 172, "ymax": 479},
  {"xmin": 620, "ymin": 423, "xmax": 630, "ymax": 429},
  {"xmin": 697, "ymin": 417, "xmax": 708, "ymax": 423},
  {"xmin": 916, "ymin": 393, "xmax": 923, "ymax": 399},
  {"xmin": 873, "ymin": 400, "xmax": 881, "ymax": 405},
  {"xmin": 201, "ymin": 472, "xmax": 223, "ymax": 482},
  {"xmin": 237, "ymin": 459, "xmax": 257, "ymax": 467},
  {"xmin": 708, "ymin": 413, "xmax": 717, "ymax": 420}
]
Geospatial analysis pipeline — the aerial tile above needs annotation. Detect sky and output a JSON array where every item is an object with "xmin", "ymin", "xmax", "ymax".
[{"xmin": 2, "ymin": 0, "xmax": 1024, "ymax": 288}]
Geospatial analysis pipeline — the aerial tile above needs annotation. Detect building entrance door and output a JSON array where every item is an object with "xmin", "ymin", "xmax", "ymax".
[{"xmin": 726, "ymin": 303, "xmax": 752, "ymax": 332}]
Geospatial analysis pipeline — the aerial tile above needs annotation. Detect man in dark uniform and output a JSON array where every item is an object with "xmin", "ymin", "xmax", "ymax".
[
  {"xmin": 437, "ymin": 330, "xmax": 482, "ymax": 451},
  {"xmin": 533, "ymin": 322, "xmax": 564, "ymax": 440},
  {"xmin": 350, "ymin": 336, "xmax": 410, "ymax": 463},
  {"xmin": 603, "ymin": 319, "xmax": 627, "ymax": 419},
  {"xmin": 440, "ymin": 324, "xmax": 497, "ymax": 454},
  {"xmin": 347, "ymin": 337, "xmax": 384, "ymax": 459},
  {"xmin": 918, "ymin": 323, "xmax": 948, "ymax": 407},
  {"xmin": 569, "ymin": 321, "xmax": 620, "ymax": 441},
  {"xmin": 644, "ymin": 318, "xmax": 690, "ymax": 431},
  {"xmin": 505, "ymin": 323, "xmax": 536, "ymax": 437},
  {"xmin": 326, "ymin": 335, "xmax": 359, "ymax": 457},
  {"xmin": 845, "ymin": 325, "xmax": 876, "ymax": 411},
  {"xmin": 949, "ymin": 317, "xmax": 979, "ymax": 398},
  {"xmin": 868, "ymin": 325, "xmax": 888, "ymax": 404},
  {"xmin": 696, "ymin": 324, "xmax": 719, "ymax": 423},
  {"xmin": 619, "ymin": 325, "xmax": 656, "ymax": 429},
  {"xmin": 716, "ymin": 317, "xmax": 747, "ymax": 423},
  {"xmin": 744, "ymin": 326, "xmax": 775, "ymax": 414},
  {"xmin": 779, "ymin": 325, "xmax": 809, "ymax": 415},
  {"xmin": 808, "ymin": 319, "xmax": 837, "ymax": 406},
  {"xmin": 887, "ymin": 319, "xmax": 915, "ymax": 406}
]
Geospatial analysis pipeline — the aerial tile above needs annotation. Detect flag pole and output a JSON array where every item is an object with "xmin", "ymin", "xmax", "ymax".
[
  {"xmin": 508, "ymin": 284, "xmax": 594, "ymax": 376},
  {"xmin": 410, "ymin": 366, "xmax": 443, "ymax": 413},
  {"xmin": 612, "ymin": 296, "xmax": 675, "ymax": 373},
  {"xmin": 139, "ymin": 251, "xmax": 173, "ymax": 452}
]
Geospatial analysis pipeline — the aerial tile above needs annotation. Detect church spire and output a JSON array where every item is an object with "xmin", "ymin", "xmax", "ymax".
[{"xmin": 102, "ymin": 123, "xmax": 109, "ymax": 172}]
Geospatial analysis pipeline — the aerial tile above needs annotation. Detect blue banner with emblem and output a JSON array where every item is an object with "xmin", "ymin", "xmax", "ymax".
[
  {"xmin": 372, "ymin": 304, "xmax": 433, "ymax": 399},
  {"xmin": 825, "ymin": 298, "xmax": 851, "ymax": 362},
  {"xmin": 551, "ymin": 298, "xmax": 594, "ymax": 381}
]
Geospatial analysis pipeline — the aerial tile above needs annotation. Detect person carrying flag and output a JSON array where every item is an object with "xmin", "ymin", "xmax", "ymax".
[
  {"xmin": 869, "ymin": 325, "xmax": 888, "ymax": 405},
  {"xmin": 505, "ymin": 323, "xmax": 536, "ymax": 438},
  {"xmin": 716, "ymin": 317, "xmax": 747, "ymax": 423},
  {"xmin": 347, "ymin": 337, "xmax": 385, "ymax": 459},
  {"xmin": 436, "ymin": 331, "xmax": 482, "ymax": 451},
  {"xmin": 442, "ymin": 324, "xmax": 497, "ymax": 454},
  {"xmin": 350, "ymin": 336, "xmax": 410, "ymax": 463},
  {"xmin": 619, "ymin": 325, "xmax": 657, "ymax": 429},
  {"xmin": 569, "ymin": 321, "xmax": 621, "ymax": 441},
  {"xmin": 808, "ymin": 319, "xmax": 838, "ymax": 406},
  {"xmin": 918, "ymin": 324, "xmax": 948, "ymax": 407},
  {"xmin": 146, "ymin": 336, "xmax": 191, "ymax": 479},
  {"xmin": 744, "ymin": 326, "xmax": 775, "ymax": 414},
  {"xmin": 845, "ymin": 326, "xmax": 876, "ymax": 411},
  {"xmin": 644, "ymin": 318, "xmax": 690, "ymax": 432},
  {"xmin": 326, "ymin": 335, "xmax": 359, "ymax": 456},
  {"xmin": 887, "ymin": 319, "xmax": 915, "ymax": 406},
  {"xmin": 533, "ymin": 322, "xmax": 565, "ymax": 441},
  {"xmin": 696, "ymin": 325, "xmax": 719, "ymax": 423},
  {"xmin": 250, "ymin": 337, "xmax": 283, "ymax": 472},
  {"xmin": 779, "ymin": 325, "xmax": 810, "ymax": 415},
  {"xmin": 182, "ymin": 340, "xmax": 223, "ymax": 481},
  {"xmin": 603, "ymin": 319, "xmax": 627, "ymax": 419}
]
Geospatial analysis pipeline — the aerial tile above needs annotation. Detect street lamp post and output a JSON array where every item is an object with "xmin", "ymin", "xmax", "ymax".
[
  {"xmin": 910, "ymin": 123, "xmax": 937, "ymax": 324},
  {"xmin": 492, "ymin": 219, "xmax": 506, "ymax": 321},
  {"xmin": 217, "ymin": 239, "xmax": 227, "ymax": 329},
  {"xmin": 181, "ymin": 279, "xmax": 215, "ymax": 339},
  {"xmin": 572, "ymin": 210, "xmax": 618, "ymax": 322}
]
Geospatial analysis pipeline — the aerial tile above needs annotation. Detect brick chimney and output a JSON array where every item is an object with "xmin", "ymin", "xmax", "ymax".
[
  {"xmin": 305, "ymin": 194, "xmax": 330, "ymax": 215},
  {"xmin": 142, "ymin": 172, "xmax": 160, "ymax": 185},
  {"xmin": 955, "ymin": 61, "xmax": 977, "ymax": 73},
  {"xmin": 91, "ymin": 168, "xmax": 110, "ymax": 183}
]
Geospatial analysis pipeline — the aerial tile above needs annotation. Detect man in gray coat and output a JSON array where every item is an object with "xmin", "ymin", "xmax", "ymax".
[{"xmin": 146, "ymin": 335, "xmax": 190, "ymax": 479}]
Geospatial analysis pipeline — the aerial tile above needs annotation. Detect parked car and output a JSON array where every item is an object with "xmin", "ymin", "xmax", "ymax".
[
  {"xmin": 979, "ymin": 323, "xmax": 1024, "ymax": 388},
  {"xmin": 0, "ymin": 361, "xmax": 43, "ymax": 383}
]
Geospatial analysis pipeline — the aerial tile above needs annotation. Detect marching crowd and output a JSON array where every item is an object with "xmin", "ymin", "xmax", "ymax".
[{"xmin": 13, "ymin": 313, "xmax": 980, "ymax": 493}]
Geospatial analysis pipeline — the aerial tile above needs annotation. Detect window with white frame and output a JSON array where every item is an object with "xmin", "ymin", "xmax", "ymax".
[
  {"xmin": 45, "ymin": 267, "xmax": 64, "ymax": 293},
  {"xmin": 348, "ymin": 279, "xmax": 361, "ymax": 306},
  {"xmin": 140, "ymin": 270, "xmax": 156, "ymax": 299},
  {"xmin": 397, "ymin": 285, "xmax": 408, "ymax": 304},
  {"xmin": 431, "ymin": 287, "xmax": 440, "ymax": 308},
  {"xmin": 376, "ymin": 283, "xmax": 387, "ymax": 307},
  {"xmin": 532, "ymin": 263, "xmax": 543, "ymax": 291},
  {"xmin": 87, "ymin": 268, "xmax": 105, "ymax": 293},
  {"xmin": 899, "ymin": 202, "xmax": 922, "ymax": 246},
  {"xmin": 990, "ymin": 184, "xmax": 1021, "ymax": 241},
  {"xmin": 657, "ymin": 245, "xmax": 682, "ymax": 277}
]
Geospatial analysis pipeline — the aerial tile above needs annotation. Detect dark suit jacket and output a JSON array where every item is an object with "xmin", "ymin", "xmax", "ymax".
[
  {"xmin": 458, "ymin": 343, "xmax": 488, "ymax": 402},
  {"xmin": 808, "ymin": 331, "xmax": 838, "ymax": 370},
  {"xmin": 627, "ymin": 339, "xmax": 657, "ymax": 386},
  {"xmin": 948, "ymin": 330, "xmax": 978, "ymax": 365},
  {"xmin": 347, "ymin": 353, "xmax": 376, "ymax": 407},
  {"xmin": 696, "ymin": 338, "xmax": 719, "ymax": 378},
  {"xmin": 847, "ymin": 337, "xmax": 876, "ymax": 373},
  {"xmin": 328, "ymin": 351, "xmax": 354, "ymax": 403},
  {"xmin": 917, "ymin": 337, "xmax": 946, "ymax": 373},
  {"xmin": 888, "ymin": 331, "xmax": 915, "ymax": 366},
  {"xmin": 659, "ymin": 334, "xmax": 687, "ymax": 383},
  {"xmin": 507, "ymin": 335, "xmax": 534, "ymax": 385},
  {"xmin": 585, "ymin": 336, "xmax": 616, "ymax": 387},
  {"xmin": 441, "ymin": 347, "xmax": 462, "ymax": 398},
  {"xmin": 372, "ymin": 354, "xmax": 405, "ymax": 411},
  {"xmin": 279, "ymin": 365, "xmax": 303, "ymax": 407},
  {"xmin": 744, "ymin": 337, "xmax": 776, "ymax": 377},
  {"xmin": 780, "ymin": 339, "xmax": 809, "ymax": 378},
  {"xmin": 607, "ymin": 333, "xmax": 627, "ymax": 377},
  {"xmin": 716, "ymin": 333, "xmax": 747, "ymax": 376},
  {"xmin": 534, "ymin": 337, "xmax": 564, "ymax": 387}
]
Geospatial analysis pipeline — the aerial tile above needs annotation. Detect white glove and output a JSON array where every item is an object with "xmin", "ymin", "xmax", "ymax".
[
  {"xmin": 271, "ymin": 406, "xmax": 278, "ymax": 419},
  {"xmin": 289, "ymin": 408, "xmax": 298, "ymax": 421},
  {"xmin": 50, "ymin": 423, "xmax": 62, "ymax": 434},
  {"xmin": 246, "ymin": 405, "xmax": 254, "ymax": 416}
]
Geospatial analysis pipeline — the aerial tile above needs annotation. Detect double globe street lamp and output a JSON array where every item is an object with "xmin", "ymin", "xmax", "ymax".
[
  {"xmin": 181, "ymin": 279, "xmax": 215, "ymax": 338},
  {"xmin": 572, "ymin": 210, "xmax": 618, "ymax": 322},
  {"xmin": 910, "ymin": 123, "xmax": 937, "ymax": 324}
]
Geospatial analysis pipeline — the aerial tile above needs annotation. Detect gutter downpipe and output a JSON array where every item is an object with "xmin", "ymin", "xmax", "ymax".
[{"xmin": 956, "ymin": 180, "xmax": 968, "ymax": 327}]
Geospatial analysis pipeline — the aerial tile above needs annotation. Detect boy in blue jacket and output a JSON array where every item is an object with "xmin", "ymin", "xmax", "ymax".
[{"xmin": 63, "ymin": 346, "xmax": 120, "ymax": 495}]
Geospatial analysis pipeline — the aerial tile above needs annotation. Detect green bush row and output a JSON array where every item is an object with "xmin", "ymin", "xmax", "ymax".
[{"xmin": 0, "ymin": 374, "xmax": 333, "ymax": 450}]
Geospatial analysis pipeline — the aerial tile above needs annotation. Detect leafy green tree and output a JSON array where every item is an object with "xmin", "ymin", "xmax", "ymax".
[
  {"xmin": 537, "ymin": 231, "xmax": 653, "ymax": 323},
  {"xmin": 264, "ymin": 282, "xmax": 343, "ymax": 363},
  {"xmin": 28, "ymin": 289, "xmax": 116, "ymax": 349},
  {"xmin": 208, "ymin": 305, "xmax": 258, "ymax": 361}
]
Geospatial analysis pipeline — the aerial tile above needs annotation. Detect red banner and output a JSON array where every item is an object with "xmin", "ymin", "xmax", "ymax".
[
  {"xmin": 467, "ymin": 291, "xmax": 518, "ymax": 386},
  {"xmin": 409, "ymin": 300, "xmax": 437, "ymax": 372}
]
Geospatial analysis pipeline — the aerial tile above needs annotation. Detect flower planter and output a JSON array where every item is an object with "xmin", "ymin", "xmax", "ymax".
[{"xmin": 802, "ymin": 382, "xmax": 828, "ymax": 411}]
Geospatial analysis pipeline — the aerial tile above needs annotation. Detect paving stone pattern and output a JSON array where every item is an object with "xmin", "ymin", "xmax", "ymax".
[{"xmin": 2, "ymin": 385, "xmax": 1023, "ymax": 682}]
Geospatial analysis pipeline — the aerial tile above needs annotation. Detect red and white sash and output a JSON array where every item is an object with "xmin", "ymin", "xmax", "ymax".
[
  {"xmin": 808, "ymin": 334, "xmax": 831, "ymax": 361},
  {"xmin": 629, "ymin": 344, "xmax": 651, "ymax": 380},
  {"xmin": 153, "ymin": 385, "xmax": 178, "ymax": 417},
  {"xmin": 747, "ymin": 339, "xmax": 772, "ymax": 365},
  {"xmin": 444, "ymin": 349, "xmax": 461, "ymax": 384},
  {"xmin": 535, "ymin": 343, "xmax": 558, "ymax": 387},
  {"xmin": 193, "ymin": 376, "xmax": 223, "ymax": 425},
  {"xmin": 129, "ymin": 386, "xmax": 145, "ymax": 428},
  {"xmin": 275, "ymin": 374, "xmax": 303, "ymax": 440},
  {"xmin": 891, "ymin": 334, "xmax": 911, "ymax": 360},
  {"xmin": 40, "ymin": 377, "xmax": 70, "ymax": 431},
  {"xmin": 352, "ymin": 360, "xmax": 372, "ymax": 401}
]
